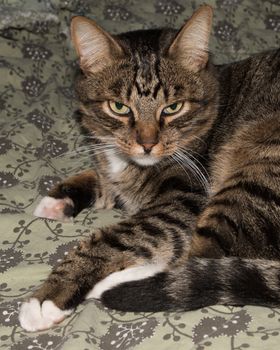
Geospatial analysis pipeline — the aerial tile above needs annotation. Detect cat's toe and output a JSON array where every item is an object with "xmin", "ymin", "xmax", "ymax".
[
  {"xmin": 19, "ymin": 298, "xmax": 41, "ymax": 332},
  {"xmin": 33, "ymin": 196, "xmax": 74, "ymax": 222},
  {"xmin": 41, "ymin": 300, "xmax": 73, "ymax": 325},
  {"xmin": 19, "ymin": 298, "xmax": 73, "ymax": 332}
]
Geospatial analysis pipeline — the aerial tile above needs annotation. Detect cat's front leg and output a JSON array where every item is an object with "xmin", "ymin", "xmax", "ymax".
[
  {"xmin": 19, "ymin": 220, "xmax": 172, "ymax": 332},
  {"xmin": 19, "ymin": 231, "xmax": 127, "ymax": 331},
  {"xmin": 34, "ymin": 170, "xmax": 114, "ymax": 222}
]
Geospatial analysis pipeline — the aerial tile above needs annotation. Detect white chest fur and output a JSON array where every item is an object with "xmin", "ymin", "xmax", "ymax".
[{"xmin": 106, "ymin": 150, "xmax": 128, "ymax": 175}]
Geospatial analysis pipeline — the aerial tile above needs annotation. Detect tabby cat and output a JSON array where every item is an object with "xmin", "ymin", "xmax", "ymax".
[{"xmin": 19, "ymin": 5, "xmax": 280, "ymax": 332}]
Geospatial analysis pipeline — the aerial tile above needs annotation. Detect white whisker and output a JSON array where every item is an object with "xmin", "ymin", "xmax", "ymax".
[
  {"xmin": 178, "ymin": 147, "xmax": 210, "ymax": 185},
  {"xmin": 170, "ymin": 154, "xmax": 193, "ymax": 186},
  {"xmin": 174, "ymin": 149, "xmax": 209, "ymax": 193},
  {"xmin": 53, "ymin": 143, "xmax": 117, "ymax": 159}
]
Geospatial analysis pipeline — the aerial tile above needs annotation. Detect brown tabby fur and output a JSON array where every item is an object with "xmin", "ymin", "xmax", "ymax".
[{"xmin": 27, "ymin": 5, "xmax": 280, "ymax": 315}]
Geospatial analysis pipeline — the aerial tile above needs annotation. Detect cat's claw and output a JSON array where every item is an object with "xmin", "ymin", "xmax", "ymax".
[
  {"xmin": 19, "ymin": 298, "xmax": 73, "ymax": 332},
  {"xmin": 33, "ymin": 196, "xmax": 74, "ymax": 222}
]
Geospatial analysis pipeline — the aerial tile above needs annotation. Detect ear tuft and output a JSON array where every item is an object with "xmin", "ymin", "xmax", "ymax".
[
  {"xmin": 168, "ymin": 5, "xmax": 213, "ymax": 72},
  {"xmin": 71, "ymin": 16, "xmax": 123, "ymax": 73}
]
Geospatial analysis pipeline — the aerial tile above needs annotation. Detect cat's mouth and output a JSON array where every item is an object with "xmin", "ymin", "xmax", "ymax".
[{"xmin": 131, "ymin": 154, "xmax": 161, "ymax": 167}]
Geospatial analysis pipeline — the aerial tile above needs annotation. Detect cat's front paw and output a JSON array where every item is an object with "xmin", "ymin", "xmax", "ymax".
[
  {"xmin": 19, "ymin": 298, "xmax": 73, "ymax": 332},
  {"xmin": 33, "ymin": 196, "xmax": 74, "ymax": 222}
]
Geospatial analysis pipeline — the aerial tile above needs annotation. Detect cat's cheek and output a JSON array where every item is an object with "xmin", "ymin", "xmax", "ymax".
[
  {"xmin": 33, "ymin": 196, "xmax": 74, "ymax": 222},
  {"xmin": 19, "ymin": 298, "xmax": 73, "ymax": 332}
]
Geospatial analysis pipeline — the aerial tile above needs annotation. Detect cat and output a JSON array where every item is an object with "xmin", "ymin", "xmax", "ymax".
[{"xmin": 19, "ymin": 4, "xmax": 280, "ymax": 332}]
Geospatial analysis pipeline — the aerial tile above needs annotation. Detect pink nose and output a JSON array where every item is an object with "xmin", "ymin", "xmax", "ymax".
[{"xmin": 142, "ymin": 143, "xmax": 156, "ymax": 154}]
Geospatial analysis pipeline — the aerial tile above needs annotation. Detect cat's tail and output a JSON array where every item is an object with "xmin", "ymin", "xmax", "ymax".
[{"xmin": 101, "ymin": 257, "xmax": 280, "ymax": 311}]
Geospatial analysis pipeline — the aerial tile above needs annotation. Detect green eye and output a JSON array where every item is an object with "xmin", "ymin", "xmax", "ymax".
[
  {"xmin": 109, "ymin": 101, "xmax": 130, "ymax": 115},
  {"xmin": 163, "ymin": 102, "xmax": 183, "ymax": 115}
]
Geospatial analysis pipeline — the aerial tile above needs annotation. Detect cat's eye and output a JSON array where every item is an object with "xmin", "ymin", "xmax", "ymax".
[
  {"xmin": 162, "ymin": 102, "xmax": 183, "ymax": 115},
  {"xmin": 109, "ymin": 101, "xmax": 130, "ymax": 115}
]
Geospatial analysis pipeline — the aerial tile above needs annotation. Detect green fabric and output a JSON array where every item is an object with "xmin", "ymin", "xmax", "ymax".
[{"xmin": 1, "ymin": 0, "xmax": 280, "ymax": 349}]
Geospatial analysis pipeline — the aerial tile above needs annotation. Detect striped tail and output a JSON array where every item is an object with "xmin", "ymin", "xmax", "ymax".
[{"xmin": 101, "ymin": 258, "xmax": 280, "ymax": 312}]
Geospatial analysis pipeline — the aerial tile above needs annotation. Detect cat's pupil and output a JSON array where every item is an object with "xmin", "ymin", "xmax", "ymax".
[
  {"xmin": 115, "ymin": 102, "xmax": 123, "ymax": 110},
  {"xmin": 169, "ymin": 103, "xmax": 178, "ymax": 110}
]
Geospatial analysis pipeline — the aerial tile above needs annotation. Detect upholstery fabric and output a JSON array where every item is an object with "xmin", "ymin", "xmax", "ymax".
[{"xmin": 1, "ymin": 1, "xmax": 280, "ymax": 349}]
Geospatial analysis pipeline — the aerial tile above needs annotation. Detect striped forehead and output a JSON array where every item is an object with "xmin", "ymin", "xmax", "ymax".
[{"xmin": 130, "ymin": 52, "xmax": 163, "ymax": 100}]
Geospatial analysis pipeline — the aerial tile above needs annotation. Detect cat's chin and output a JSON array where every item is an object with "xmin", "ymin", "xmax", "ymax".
[{"xmin": 131, "ymin": 156, "xmax": 160, "ymax": 167}]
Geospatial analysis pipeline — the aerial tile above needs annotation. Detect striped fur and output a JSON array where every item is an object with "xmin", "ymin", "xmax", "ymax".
[
  {"xmin": 20, "ymin": 5, "xmax": 280, "ymax": 326},
  {"xmin": 102, "ymin": 258, "xmax": 280, "ymax": 312}
]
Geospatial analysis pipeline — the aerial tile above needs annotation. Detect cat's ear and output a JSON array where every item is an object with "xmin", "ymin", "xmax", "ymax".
[
  {"xmin": 71, "ymin": 16, "xmax": 123, "ymax": 73},
  {"xmin": 168, "ymin": 5, "xmax": 213, "ymax": 72}
]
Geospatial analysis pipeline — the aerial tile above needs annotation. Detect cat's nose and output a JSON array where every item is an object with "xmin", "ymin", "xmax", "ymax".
[
  {"xmin": 135, "ymin": 124, "xmax": 159, "ymax": 154},
  {"xmin": 142, "ymin": 143, "xmax": 156, "ymax": 154}
]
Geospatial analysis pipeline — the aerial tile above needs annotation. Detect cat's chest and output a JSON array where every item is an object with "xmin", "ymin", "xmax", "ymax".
[
  {"xmin": 105, "ymin": 151, "xmax": 128, "ymax": 175},
  {"xmin": 104, "ymin": 151, "xmax": 147, "ymax": 214}
]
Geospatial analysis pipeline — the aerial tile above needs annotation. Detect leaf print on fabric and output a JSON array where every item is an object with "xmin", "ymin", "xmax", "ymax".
[
  {"xmin": 0, "ymin": 208, "xmax": 23, "ymax": 214},
  {"xmin": 264, "ymin": 15, "xmax": 280, "ymax": 32},
  {"xmin": 268, "ymin": 0, "xmax": 280, "ymax": 5},
  {"xmin": 154, "ymin": 0, "xmax": 185, "ymax": 16},
  {"xmin": 58, "ymin": 86, "xmax": 76, "ymax": 99},
  {"xmin": 26, "ymin": 109, "xmax": 54, "ymax": 132},
  {"xmin": 21, "ymin": 76, "xmax": 45, "ymax": 97},
  {"xmin": 192, "ymin": 310, "xmax": 252, "ymax": 344},
  {"xmin": 214, "ymin": 21, "xmax": 237, "ymax": 41},
  {"xmin": 32, "ymin": 20, "xmax": 50, "ymax": 34},
  {"xmin": 0, "ymin": 300, "xmax": 21, "ymax": 326},
  {"xmin": 0, "ymin": 138, "xmax": 12, "ymax": 155},
  {"xmin": 48, "ymin": 240, "xmax": 79, "ymax": 266},
  {"xmin": 0, "ymin": 248, "xmax": 23, "ymax": 273},
  {"xmin": 35, "ymin": 136, "xmax": 68, "ymax": 158},
  {"xmin": 0, "ymin": 172, "xmax": 19, "ymax": 188},
  {"xmin": 10, "ymin": 334, "xmax": 63, "ymax": 350},
  {"xmin": 100, "ymin": 319, "xmax": 158, "ymax": 350},
  {"xmin": 0, "ymin": 59, "xmax": 10, "ymax": 68},
  {"xmin": 103, "ymin": 6, "xmax": 133, "ymax": 21},
  {"xmin": 38, "ymin": 175, "xmax": 62, "ymax": 196},
  {"xmin": 74, "ymin": 0, "xmax": 91, "ymax": 14},
  {"xmin": 0, "ymin": 96, "xmax": 6, "ymax": 109},
  {"xmin": 216, "ymin": 0, "xmax": 244, "ymax": 8},
  {"xmin": 22, "ymin": 44, "xmax": 52, "ymax": 61},
  {"xmin": 162, "ymin": 313, "xmax": 190, "ymax": 342}
]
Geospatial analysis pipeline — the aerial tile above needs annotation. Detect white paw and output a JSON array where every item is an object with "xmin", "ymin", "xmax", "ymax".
[
  {"xmin": 33, "ymin": 196, "xmax": 74, "ymax": 222},
  {"xmin": 19, "ymin": 298, "xmax": 73, "ymax": 332}
]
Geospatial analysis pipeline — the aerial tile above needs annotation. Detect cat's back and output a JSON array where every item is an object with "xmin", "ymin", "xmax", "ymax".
[
  {"xmin": 205, "ymin": 49, "xmax": 280, "ymax": 170},
  {"xmin": 218, "ymin": 49, "xmax": 280, "ymax": 119}
]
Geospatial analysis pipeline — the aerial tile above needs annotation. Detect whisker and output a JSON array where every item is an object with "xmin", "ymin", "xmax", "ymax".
[
  {"xmin": 188, "ymin": 134, "xmax": 208, "ymax": 148},
  {"xmin": 178, "ymin": 147, "xmax": 210, "ymax": 180},
  {"xmin": 174, "ymin": 150, "xmax": 209, "ymax": 193},
  {"xmin": 53, "ymin": 144, "xmax": 117, "ymax": 159},
  {"xmin": 84, "ymin": 137, "xmax": 116, "ymax": 142},
  {"xmin": 169, "ymin": 154, "xmax": 193, "ymax": 186},
  {"xmin": 176, "ymin": 153, "xmax": 206, "ymax": 188}
]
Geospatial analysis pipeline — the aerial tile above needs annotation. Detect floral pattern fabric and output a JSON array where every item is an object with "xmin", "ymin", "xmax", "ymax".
[{"xmin": 1, "ymin": 0, "xmax": 280, "ymax": 349}]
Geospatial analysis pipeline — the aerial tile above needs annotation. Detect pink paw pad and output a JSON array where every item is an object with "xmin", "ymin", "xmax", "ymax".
[{"xmin": 33, "ymin": 196, "xmax": 74, "ymax": 222}]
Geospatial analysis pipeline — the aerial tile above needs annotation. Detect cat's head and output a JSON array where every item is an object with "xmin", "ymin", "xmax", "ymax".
[{"xmin": 71, "ymin": 5, "xmax": 218, "ymax": 167}]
